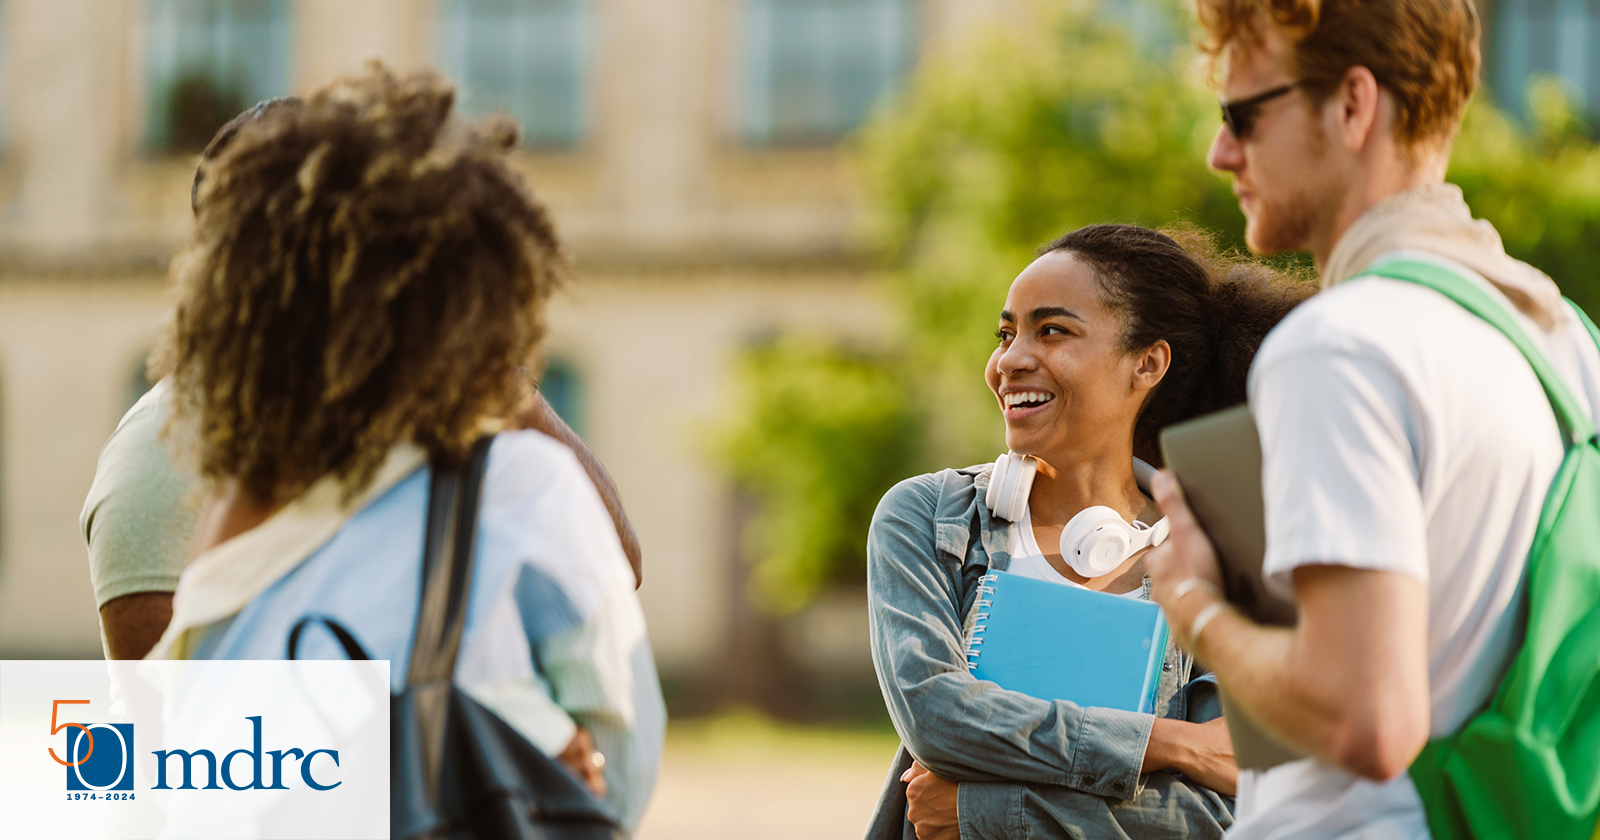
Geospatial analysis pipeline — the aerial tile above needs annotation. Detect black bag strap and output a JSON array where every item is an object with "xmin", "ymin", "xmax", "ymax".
[
  {"xmin": 409, "ymin": 436, "xmax": 494, "ymax": 685},
  {"xmin": 408, "ymin": 435, "xmax": 494, "ymax": 804},
  {"xmin": 287, "ymin": 616, "xmax": 372, "ymax": 661}
]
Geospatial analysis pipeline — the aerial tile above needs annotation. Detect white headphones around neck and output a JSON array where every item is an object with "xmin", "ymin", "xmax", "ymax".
[{"xmin": 985, "ymin": 452, "xmax": 1171, "ymax": 578}]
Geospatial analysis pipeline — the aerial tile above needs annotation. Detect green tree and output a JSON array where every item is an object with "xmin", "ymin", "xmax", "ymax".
[
  {"xmin": 714, "ymin": 335, "xmax": 922, "ymax": 614},
  {"xmin": 715, "ymin": 1, "xmax": 1600, "ymax": 615},
  {"xmin": 1451, "ymin": 78, "xmax": 1600, "ymax": 317},
  {"xmin": 859, "ymin": 3, "xmax": 1247, "ymax": 465}
]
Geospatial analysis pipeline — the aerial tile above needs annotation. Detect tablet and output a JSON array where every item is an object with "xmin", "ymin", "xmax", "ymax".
[{"xmin": 1160, "ymin": 404, "xmax": 1305, "ymax": 770}]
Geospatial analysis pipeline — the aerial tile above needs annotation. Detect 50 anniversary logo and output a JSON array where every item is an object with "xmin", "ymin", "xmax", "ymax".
[
  {"xmin": 50, "ymin": 700, "xmax": 134, "ymax": 795},
  {"xmin": 48, "ymin": 699, "xmax": 340, "ymax": 798}
]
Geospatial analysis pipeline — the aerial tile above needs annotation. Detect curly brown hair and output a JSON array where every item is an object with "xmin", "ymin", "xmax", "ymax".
[
  {"xmin": 1039, "ymin": 223, "xmax": 1313, "ymax": 465},
  {"xmin": 152, "ymin": 63, "xmax": 567, "ymax": 504},
  {"xmin": 1193, "ymin": 0, "xmax": 1479, "ymax": 157}
]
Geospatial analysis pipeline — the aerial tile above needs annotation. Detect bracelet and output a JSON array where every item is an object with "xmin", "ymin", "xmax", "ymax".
[
  {"xmin": 1171, "ymin": 577, "xmax": 1222, "ymax": 604},
  {"xmin": 1187, "ymin": 600, "xmax": 1229, "ymax": 651}
]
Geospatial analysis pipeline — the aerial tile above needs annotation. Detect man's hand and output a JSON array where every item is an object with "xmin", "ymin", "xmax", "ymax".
[
  {"xmin": 1145, "ymin": 470, "xmax": 1227, "ymax": 653},
  {"xmin": 1144, "ymin": 471, "xmax": 1431, "ymax": 781},
  {"xmin": 902, "ymin": 760, "xmax": 960, "ymax": 840},
  {"xmin": 556, "ymin": 726, "xmax": 607, "ymax": 798}
]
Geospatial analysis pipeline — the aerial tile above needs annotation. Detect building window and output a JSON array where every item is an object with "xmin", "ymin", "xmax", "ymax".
[
  {"xmin": 740, "ymin": 0, "xmax": 917, "ymax": 145},
  {"xmin": 439, "ymin": 0, "xmax": 593, "ymax": 149},
  {"xmin": 144, "ymin": 0, "xmax": 291, "ymax": 154},
  {"xmin": 539, "ymin": 358, "xmax": 583, "ymax": 436},
  {"xmin": 1491, "ymin": 0, "xmax": 1600, "ymax": 120}
]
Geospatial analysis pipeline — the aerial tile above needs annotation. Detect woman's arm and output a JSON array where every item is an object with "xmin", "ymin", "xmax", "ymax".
[
  {"xmin": 907, "ymin": 752, "xmax": 1236, "ymax": 840},
  {"xmin": 867, "ymin": 474, "xmax": 1152, "ymax": 798},
  {"xmin": 1142, "ymin": 717, "xmax": 1237, "ymax": 795},
  {"xmin": 488, "ymin": 434, "xmax": 666, "ymax": 830},
  {"xmin": 518, "ymin": 392, "xmax": 643, "ymax": 588},
  {"xmin": 533, "ymin": 602, "xmax": 665, "ymax": 828},
  {"xmin": 956, "ymin": 771, "xmax": 1236, "ymax": 839}
]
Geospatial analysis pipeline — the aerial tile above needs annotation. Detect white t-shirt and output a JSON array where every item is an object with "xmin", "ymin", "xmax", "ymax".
[
  {"xmin": 1229, "ymin": 253, "xmax": 1600, "ymax": 840},
  {"xmin": 1005, "ymin": 504, "xmax": 1148, "ymax": 601}
]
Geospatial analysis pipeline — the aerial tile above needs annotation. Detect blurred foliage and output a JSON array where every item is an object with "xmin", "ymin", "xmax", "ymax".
[
  {"xmin": 715, "ymin": 0, "xmax": 1600, "ymax": 614},
  {"xmin": 858, "ymin": 1, "xmax": 1251, "ymax": 465},
  {"xmin": 1450, "ymin": 77, "xmax": 1600, "ymax": 318},
  {"xmin": 714, "ymin": 335, "xmax": 922, "ymax": 614}
]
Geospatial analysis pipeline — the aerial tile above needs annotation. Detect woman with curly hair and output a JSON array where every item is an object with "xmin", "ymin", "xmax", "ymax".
[
  {"xmin": 86, "ymin": 94, "xmax": 643, "ymax": 664},
  {"xmin": 142, "ymin": 64, "xmax": 664, "ymax": 829}
]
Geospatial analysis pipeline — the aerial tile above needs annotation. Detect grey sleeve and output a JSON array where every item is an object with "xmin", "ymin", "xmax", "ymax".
[
  {"xmin": 958, "ymin": 773, "xmax": 1234, "ymax": 840},
  {"xmin": 80, "ymin": 381, "xmax": 199, "ymax": 607},
  {"xmin": 866, "ymin": 474, "xmax": 1154, "ymax": 799}
]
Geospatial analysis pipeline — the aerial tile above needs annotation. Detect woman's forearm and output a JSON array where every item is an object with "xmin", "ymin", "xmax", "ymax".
[
  {"xmin": 1141, "ymin": 717, "xmax": 1237, "ymax": 796},
  {"xmin": 519, "ymin": 392, "xmax": 643, "ymax": 587},
  {"xmin": 894, "ymin": 681, "xmax": 1155, "ymax": 790},
  {"xmin": 1141, "ymin": 717, "xmax": 1187, "ymax": 774}
]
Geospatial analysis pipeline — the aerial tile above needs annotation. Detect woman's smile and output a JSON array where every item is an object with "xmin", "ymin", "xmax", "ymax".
[{"xmin": 999, "ymin": 387, "xmax": 1058, "ymax": 421}]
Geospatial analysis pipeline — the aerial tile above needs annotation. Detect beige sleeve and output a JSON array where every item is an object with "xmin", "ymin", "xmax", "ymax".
[{"xmin": 80, "ymin": 380, "xmax": 201, "ymax": 607}]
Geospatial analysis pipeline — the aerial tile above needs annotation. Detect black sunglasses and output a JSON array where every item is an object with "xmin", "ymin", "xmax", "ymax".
[{"xmin": 1219, "ymin": 82, "xmax": 1301, "ymax": 140}]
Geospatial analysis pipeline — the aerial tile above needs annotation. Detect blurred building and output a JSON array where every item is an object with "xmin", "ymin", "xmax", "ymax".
[
  {"xmin": 0, "ymin": 0, "xmax": 1560, "ymax": 704},
  {"xmin": 0, "ymin": 0, "xmax": 1020, "ymax": 695}
]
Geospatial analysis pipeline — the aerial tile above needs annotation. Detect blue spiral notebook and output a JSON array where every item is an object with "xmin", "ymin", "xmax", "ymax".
[{"xmin": 966, "ymin": 570, "xmax": 1169, "ymax": 714}]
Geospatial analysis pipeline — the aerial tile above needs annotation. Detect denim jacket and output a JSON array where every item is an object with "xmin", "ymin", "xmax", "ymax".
[{"xmin": 864, "ymin": 465, "xmax": 1235, "ymax": 840}]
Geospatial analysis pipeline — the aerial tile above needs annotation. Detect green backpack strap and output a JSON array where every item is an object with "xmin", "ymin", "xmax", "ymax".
[
  {"xmin": 1364, "ymin": 259, "xmax": 1599, "ymax": 448},
  {"xmin": 1368, "ymin": 257, "xmax": 1600, "ymax": 840}
]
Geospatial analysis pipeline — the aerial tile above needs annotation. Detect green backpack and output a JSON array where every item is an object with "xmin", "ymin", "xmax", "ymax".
[{"xmin": 1364, "ymin": 259, "xmax": 1600, "ymax": 840}]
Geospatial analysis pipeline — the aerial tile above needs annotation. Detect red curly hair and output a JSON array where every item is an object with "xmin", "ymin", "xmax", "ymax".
[{"xmin": 1194, "ymin": 0, "xmax": 1480, "ymax": 156}]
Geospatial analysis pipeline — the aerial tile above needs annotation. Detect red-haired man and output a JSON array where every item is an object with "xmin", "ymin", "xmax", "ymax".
[{"xmin": 1148, "ymin": 1, "xmax": 1600, "ymax": 838}]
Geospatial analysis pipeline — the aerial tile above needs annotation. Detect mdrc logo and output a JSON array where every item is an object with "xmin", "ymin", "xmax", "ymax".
[
  {"xmin": 64, "ymin": 724, "xmax": 134, "ymax": 791},
  {"xmin": 49, "ymin": 700, "xmax": 134, "ymax": 792},
  {"xmin": 3, "ymin": 661, "xmax": 389, "ymax": 838}
]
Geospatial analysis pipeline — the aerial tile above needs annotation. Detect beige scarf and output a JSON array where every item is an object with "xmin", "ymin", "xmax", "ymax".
[
  {"xmin": 147, "ymin": 443, "xmax": 428, "ymax": 660},
  {"xmin": 1322, "ymin": 183, "xmax": 1568, "ymax": 331}
]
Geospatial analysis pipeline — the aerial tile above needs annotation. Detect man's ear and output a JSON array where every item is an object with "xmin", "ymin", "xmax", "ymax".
[
  {"xmin": 1133, "ymin": 340, "xmax": 1172, "ymax": 393},
  {"xmin": 1336, "ymin": 65, "xmax": 1383, "ymax": 153}
]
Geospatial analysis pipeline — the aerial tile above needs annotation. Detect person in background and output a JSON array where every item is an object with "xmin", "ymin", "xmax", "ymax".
[
  {"xmin": 866, "ymin": 224, "xmax": 1309, "ymax": 840},
  {"xmin": 83, "ymin": 97, "xmax": 643, "ymax": 664},
  {"xmin": 1144, "ymin": 1, "xmax": 1600, "ymax": 838},
  {"xmin": 128, "ymin": 64, "xmax": 664, "ymax": 828}
]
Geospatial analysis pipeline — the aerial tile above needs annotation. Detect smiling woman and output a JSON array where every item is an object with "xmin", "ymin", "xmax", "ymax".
[
  {"xmin": 1029, "ymin": 224, "xmax": 1310, "ymax": 467},
  {"xmin": 865, "ymin": 223, "xmax": 1310, "ymax": 840}
]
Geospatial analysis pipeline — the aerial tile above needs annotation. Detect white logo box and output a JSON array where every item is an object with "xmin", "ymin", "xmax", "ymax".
[{"xmin": 0, "ymin": 660, "xmax": 390, "ymax": 840}]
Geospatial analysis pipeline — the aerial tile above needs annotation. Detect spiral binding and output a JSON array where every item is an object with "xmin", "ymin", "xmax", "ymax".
[{"xmin": 965, "ymin": 573, "xmax": 999, "ymax": 671}]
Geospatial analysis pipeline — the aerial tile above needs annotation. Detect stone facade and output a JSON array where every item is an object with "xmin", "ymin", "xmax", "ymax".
[{"xmin": 0, "ymin": 0, "xmax": 1020, "ymax": 677}]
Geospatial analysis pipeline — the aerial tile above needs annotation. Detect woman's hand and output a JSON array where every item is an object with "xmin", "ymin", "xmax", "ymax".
[
  {"xmin": 557, "ymin": 726, "xmax": 608, "ymax": 798},
  {"xmin": 902, "ymin": 760, "xmax": 961, "ymax": 839},
  {"xmin": 1141, "ymin": 717, "xmax": 1237, "ymax": 796}
]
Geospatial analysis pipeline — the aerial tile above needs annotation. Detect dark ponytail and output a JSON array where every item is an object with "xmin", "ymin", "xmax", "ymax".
[{"xmin": 1039, "ymin": 223, "xmax": 1313, "ymax": 465}]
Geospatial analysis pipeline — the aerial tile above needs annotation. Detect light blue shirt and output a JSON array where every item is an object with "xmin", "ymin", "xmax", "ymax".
[{"xmin": 188, "ymin": 431, "xmax": 665, "ymax": 829}]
